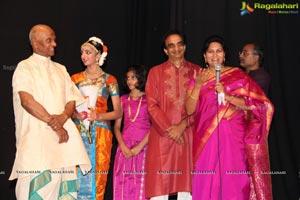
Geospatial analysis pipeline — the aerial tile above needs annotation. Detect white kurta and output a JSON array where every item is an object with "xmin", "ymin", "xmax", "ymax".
[{"xmin": 9, "ymin": 53, "xmax": 91, "ymax": 180}]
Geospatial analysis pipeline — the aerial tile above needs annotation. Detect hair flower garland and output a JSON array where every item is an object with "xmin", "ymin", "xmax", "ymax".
[{"xmin": 88, "ymin": 36, "xmax": 108, "ymax": 66}]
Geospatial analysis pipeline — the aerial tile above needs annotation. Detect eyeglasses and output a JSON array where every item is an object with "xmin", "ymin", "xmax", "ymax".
[{"xmin": 239, "ymin": 50, "xmax": 258, "ymax": 56}]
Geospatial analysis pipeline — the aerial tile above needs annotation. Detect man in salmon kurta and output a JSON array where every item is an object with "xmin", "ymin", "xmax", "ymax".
[{"xmin": 145, "ymin": 30, "xmax": 200, "ymax": 200}]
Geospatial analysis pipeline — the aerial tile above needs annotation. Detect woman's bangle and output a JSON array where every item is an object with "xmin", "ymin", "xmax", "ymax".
[
  {"xmin": 189, "ymin": 94, "xmax": 198, "ymax": 100},
  {"xmin": 227, "ymin": 95, "xmax": 234, "ymax": 103}
]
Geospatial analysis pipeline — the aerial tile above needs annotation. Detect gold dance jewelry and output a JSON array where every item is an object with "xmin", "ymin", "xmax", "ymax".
[
  {"xmin": 128, "ymin": 95, "xmax": 143, "ymax": 122},
  {"xmin": 85, "ymin": 67, "xmax": 102, "ymax": 75}
]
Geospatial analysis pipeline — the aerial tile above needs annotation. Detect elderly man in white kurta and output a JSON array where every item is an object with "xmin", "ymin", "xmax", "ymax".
[{"xmin": 9, "ymin": 24, "xmax": 91, "ymax": 200}]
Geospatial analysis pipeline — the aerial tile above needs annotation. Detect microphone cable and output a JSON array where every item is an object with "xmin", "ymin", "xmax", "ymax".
[{"xmin": 216, "ymin": 92, "xmax": 223, "ymax": 200}]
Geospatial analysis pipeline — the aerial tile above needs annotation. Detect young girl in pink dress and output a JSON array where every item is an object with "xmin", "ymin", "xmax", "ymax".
[{"xmin": 113, "ymin": 65, "xmax": 150, "ymax": 200}]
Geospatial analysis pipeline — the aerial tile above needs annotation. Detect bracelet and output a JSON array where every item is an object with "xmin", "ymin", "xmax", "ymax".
[
  {"xmin": 189, "ymin": 94, "xmax": 198, "ymax": 100},
  {"xmin": 227, "ymin": 95, "xmax": 234, "ymax": 103},
  {"xmin": 97, "ymin": 113, "xmax": 103, "ymax": 120}
]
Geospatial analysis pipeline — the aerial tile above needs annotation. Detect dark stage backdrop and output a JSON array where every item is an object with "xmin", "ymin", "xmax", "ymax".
[{"xmin": 0, "ymin": 0, "xmax": 299, "ymax": 199}]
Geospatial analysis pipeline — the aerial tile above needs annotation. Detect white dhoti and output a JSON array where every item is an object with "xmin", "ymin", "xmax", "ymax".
[{"xmin": 16, "ymin": 166, "xmax": 78, "ymax": 200}]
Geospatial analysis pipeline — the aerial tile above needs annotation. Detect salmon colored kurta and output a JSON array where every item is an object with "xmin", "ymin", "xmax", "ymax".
[{"xmin": 145, "ymin": 60, "xmax": 200, "ymax": 198}]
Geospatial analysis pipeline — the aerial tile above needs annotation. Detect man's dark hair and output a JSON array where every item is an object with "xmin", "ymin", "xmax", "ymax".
[{"xmin": 161, "ymin": 30, "xmax": 186, "ymax": 50}]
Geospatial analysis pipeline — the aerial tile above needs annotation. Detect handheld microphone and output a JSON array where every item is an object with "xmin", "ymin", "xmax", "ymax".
[
  {"xmin": 215, "ymin": 63, "xmax": 223, "ymax": 199},
  {"xmin": 215, "ymin": 64, "xmax": 221, "ymax": 83}
]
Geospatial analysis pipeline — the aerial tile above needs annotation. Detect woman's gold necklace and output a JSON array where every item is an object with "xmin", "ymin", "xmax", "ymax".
[
  {"xmin": 85, "ymin": 69, "xmax": 102, "ymax": 75},
  {"xmin": 128, "ymin": 95, "xmax": 143, "ymax": 122}
]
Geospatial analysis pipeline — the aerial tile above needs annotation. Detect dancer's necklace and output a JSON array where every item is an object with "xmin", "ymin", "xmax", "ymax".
[{"xmin": 85, "ymin": 67, "xmax": 102, "ymax": 75}]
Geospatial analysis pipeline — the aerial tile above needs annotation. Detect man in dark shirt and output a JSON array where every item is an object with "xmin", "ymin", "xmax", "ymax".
[{"xmin": 239, "ymin": 42, "xmax": 270, "ymax": 95}]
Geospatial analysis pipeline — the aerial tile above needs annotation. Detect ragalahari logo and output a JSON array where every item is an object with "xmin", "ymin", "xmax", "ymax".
[
  {"xmin": 240, "ymin": 2, "xmax": 298, "ymax": 15},
  {"xmin": 240, "ymin": 2, "xmax": 255, "ymax": 16}
]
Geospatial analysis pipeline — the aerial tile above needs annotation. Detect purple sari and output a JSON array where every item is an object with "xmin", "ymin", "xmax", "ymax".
[{"xmin": 191, "ymin": 67, "xmax": 274, "ymax": 200}]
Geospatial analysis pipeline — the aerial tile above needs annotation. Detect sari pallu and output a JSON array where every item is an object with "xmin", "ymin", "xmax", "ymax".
[{"xmin": 192, "ymin": 67, "xmax": 274, "ymax": 200}]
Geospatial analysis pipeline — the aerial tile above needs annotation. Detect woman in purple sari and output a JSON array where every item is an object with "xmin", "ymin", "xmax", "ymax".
[{"xmin": 186, "ymin": 35, "xmax": 274, "ymax": 200}]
